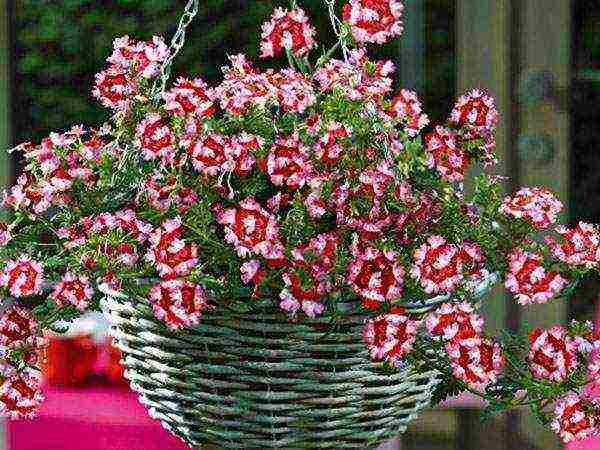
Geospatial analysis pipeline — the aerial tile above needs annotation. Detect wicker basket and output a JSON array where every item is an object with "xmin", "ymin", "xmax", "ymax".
[{"xmin": 99, "ymin": 273, "xmax": 497, "ymax": 449}]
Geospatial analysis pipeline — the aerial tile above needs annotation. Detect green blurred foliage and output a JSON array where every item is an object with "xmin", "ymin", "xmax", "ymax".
[{"xmin": 14, "ymin": 1, "xmax": 456, "ymax": 144}]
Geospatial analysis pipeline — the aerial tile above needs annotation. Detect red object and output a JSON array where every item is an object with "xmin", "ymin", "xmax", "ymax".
[
  {"xmin": 7, "ymin": 385, "xmax": 190, "ymax": 450},
  {"xmin": 43, "ymin": 335, "xmax": 98, "ymax": 387}
]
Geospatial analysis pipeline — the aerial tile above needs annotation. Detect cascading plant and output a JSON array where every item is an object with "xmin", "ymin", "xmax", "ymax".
[{"xmin": 0, "ymin": 0, "xmax": 599, "ymax": 444}]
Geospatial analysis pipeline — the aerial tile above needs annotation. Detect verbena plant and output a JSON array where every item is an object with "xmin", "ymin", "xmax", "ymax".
[{"xmin": 0, "ymin": 0, "xmax": 599, "ymax": 442}]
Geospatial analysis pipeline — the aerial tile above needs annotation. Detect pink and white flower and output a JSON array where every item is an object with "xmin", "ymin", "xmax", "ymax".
[
  {"xmin": 500, "ymin": 186, "xmax": 563, "ymax": 230},
  {"xmin": 314, "ymin": 122, "xmax": 351, "ymax": 166},
  {"xmin": 547, "ymin": 222, "xmax": 600, "ymax": 269},
  {"xmin": 92, "ymin": 66, "xmax": 134, "ymax": 111},
  {"xmin": 269, "ymin": 69, "xmax": 316, "ymax": 114},
  {"xmin": 266, "ymin": 134, "xmax": 313, "ymax": 190},
  {"xmin": 424, "ymin": 126, "xmax": 469, "ymax": 182},
  {"xmin": 135, "ymin": 113, "xmax": 175, "ymax": 164},
  {"xmin": 450, "ymin": 88, "xmax": 499, "ymax": 133},
  {"xmin": 279, "ymin": 272, "xmax": 324, "ymax": 318},
  {"xmin": 425, "ymin": 301, "xmax": 484, "ymax": 344},
  {"xmin": 107, "ymin": 35, "xmax": 169, "ymax": 79},
  {"xmin": 390, "ymin": 89, "xmax": 429, "ymax": 137}
]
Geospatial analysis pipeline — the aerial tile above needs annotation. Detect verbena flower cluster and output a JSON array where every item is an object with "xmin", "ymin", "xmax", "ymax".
[{"xmin": 1, "ymin": 1, "xmax": 600, "ymax": 443}]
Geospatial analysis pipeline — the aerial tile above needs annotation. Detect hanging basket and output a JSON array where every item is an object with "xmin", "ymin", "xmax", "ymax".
[{"xmin": 99, "ymin": 273, "xmax": 497, "ymax": 449}]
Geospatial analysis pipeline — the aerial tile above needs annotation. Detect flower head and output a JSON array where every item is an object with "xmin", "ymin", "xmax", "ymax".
[
  {"xmin": 342, "ymin": 0, "xmax": 405, "ymax": 44},
  {"xmin": 425, "ymin": 301, "xmax": 484, "ymax": 344},
  {"xmin": 148, "ymin": 280, "xmax": 210, "ymax": 330},
  {"xmin": 445, "ymin": 336, "xmax": 504, "ymax": 390},
  {"xmin": 260, "ymin": 7, "xmax": 316, "ymax": 58},
  {"xmin": 1, "ymin": 256, "xmax": 44, "ymax": 298},
  {"xmin": 528, "ymin": 326, "xmax": 578, "ymax": 382},
  {"xmin": 363, "ymin": 311, "xmax": 419, "ymax": 368},
  {"xmin": 51, "ymin": 273, "xmax": 94, "ymax": 311},
  {"xmin": 551, "ymin": 394, "xmax": 599, "ymax": 443},
  {"xmin": 0, "ymin": 368, "xmax": 44, "ymax": 420},
  {"xmin": 146, "ymin": 217, "xmax": 198, "ymax": 280},
  {"xmin": 500, "ymin": 186, "xmax": 563, "ymax": 229}
]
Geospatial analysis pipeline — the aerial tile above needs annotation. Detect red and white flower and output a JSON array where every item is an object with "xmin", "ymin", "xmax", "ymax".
[
  {"xmin": 189, "ymin": 134, "xmax": 231, "ymax": 177},
  {"xmin": 390, "ymin": 89, "xmax": 429, "ymax": 137},
  {"xmin": 0, "ymin": 256, "xmax": 43, "ymax": 298},
  {"xmin": 505, "ymin": 249, "xmax": 568, "ymax": 305},
  {"xmin": 146, "ymin": 217, "xmax": 198, "ymax": 280},
  {"xmin": 342, "ymin": 0, "xmax": 405, "ymax": 45},
  {"xmin": 445, "ymin": 336, "xmax": 504, "ymax": 389},
  {"xmin": 314, "ymin": 49, "xmax": 395, "ymax": 101},
  {"xmin": 450, "ymin": 88, "xmax": 499, "ymax": 132},
  {"xmin": 425, "ymin": 301, "xmax": 484, "ymax": 344},
  {"xmin": 92, "ymin": 66, "xmax": 134, "ymax": 111},
  {"xmin": 214, "ymin": 54, "xmax": 275, "ymax": 115},
  {"xmin": 363, "ymin": 310, "xmax": 419, "ymax": 368},
  {"xmin": 314, "ymin": 122, "xmax": 351, "ymax": 166},
  {"xmin": 142, "ymin": 174, "xmax": 198, "ymax": 213},
  {"xmin": 500, "ymin": 186, "xmax": 563, "ymax": 230},
  {"xmin": 425, "ymin": 126, "xmax": 469, "ymax": 182},
  {"xmin": 230, "ymin": 133, "xmax": 262, "ymax": 176},
  {"xmin": 279, "ymin": 272, "xmax": 324, "ymax": 318},
  {"xmin": 266, "ymin": 134, "xmax": 313, "ymax": 190},
  {"xmin": 551, "ymin": 394, "xmax": 599, "ymax": 443},
  {"xmin": 547, "ymin": 222, "xmax": 600, "ymax": 269},
  {"xmin": 347, "ymin": 246, "xmax": 404, "ymax": 310},
  {"xmin": 51, "ymin": 273, "xmax": 94, "ymax": 311},
  {"xmin": 216, "ymin": 198, "xmax": 283, "ymax": 259},
  {"xmin": 0, "ymin": 368, "xmax": 44, "ymax": 420},
  {"xmin": 269, "ymin": 69, "xmax": 316, "ymax": 114},
  {"xmin": 163, "ymin": 77, "xmax": 216, "ymax": 119},
  {"xmin": 107, "ymin": 35, "xmax": 169, "ymax": 79},
  {"xmin": 411, "ymin": 236, "xmax": 485, "ymax": 295},
  {"xmin": 292, "ymin": 232, "xmax": 339, "ymax": 286},
  {"xmin": 135, "ymin": 113, "xmax": 175, "ymax": 163},
  {"xmin": 528, "ymin": 326, "xmax": 578, "ymax": 382},
  {"xmin": 0, "ymin": 307, "xmax": 43, "ymax": 353},
  {"xmin": 260, "ymin": 7, "xmax": 316, "ymax": 58},
  {"xmin": 148, "ymin": 280, "xmax": 210, "ymax": 330}
]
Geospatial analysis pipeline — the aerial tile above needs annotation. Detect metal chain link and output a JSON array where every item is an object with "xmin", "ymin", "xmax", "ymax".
[
  {"xmin": 324, "ymin": 0, "xmax": 349, "ymax": 61},
  {"xmin": 151, "ymin": 0, "xmax": 200, "ymax": 99}
]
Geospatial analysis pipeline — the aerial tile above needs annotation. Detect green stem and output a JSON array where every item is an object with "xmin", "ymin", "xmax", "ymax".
[{"xmin": 315, "ymin": 41, "xmax": 340, "ymax": 67}]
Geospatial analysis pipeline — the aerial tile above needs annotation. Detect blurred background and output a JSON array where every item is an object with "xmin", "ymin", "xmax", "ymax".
[{"xmin": 0, "ymin": 0, "xmax": 599, "ymax": 449}]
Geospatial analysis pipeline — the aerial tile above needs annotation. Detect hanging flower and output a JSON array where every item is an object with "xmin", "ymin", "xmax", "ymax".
[
  {"xmin": 425, "ymin": 301, "xmax": 484, "ymax": 344},
  {"xmin": 135, "ymin": 113, "xmax": 175, "ymax": 164},
  {"xmin": 0, "ymin": 256, "xmax": 44, "ymax": 298},
  {"xmin": 450, "ymin": 88, "xmax": 499, "ymax": 133},
  {"xmin": 411, "ymin": 236, "xmax": 484, "ymax": 295},
  {"xmin": 216, "ymin": 197, "xmax": 283, "ymax": 259},
  {"xmin": 424, "ymin": 126, "xmax": 469, "ymax": 182},
  {"xmin": 0, "ymin": 307, "xmax": 43, "ymax": 355},
  {"xmin": 314, "ymin": 122, "xmax": 351, "ymax": 166},
  {"xmin": 0, "ymin": 222, "xmax": 12, "ymax": 247},
  {"xmin": 363, "ymin": 310, "xmax": 419, "ymax": 367},
  {"xmin": 148, "ymin": 280, "xmax": 210, "ymax": 330},
  {"xmin": 347, "ymin": 246, "xmax": 404, "ymax": 310},
  {"xmin": 528, "ymin": 326, "xmax": 578, "ymax": 382},
  {"xmin": 0, "ymin": 368, "xmax": 44, "ymax": 420},
  {"xmin": 342, "ymin": 0, "xmax": 405, "ymax": 45},
  {"xmin": 240, "ymin": 260, "xmax": 265, "ymax": 297},
  {"xmin": 214, "ymin": 54, "xmax": 275, "ymax": 115},
  {"xmin": 163, "ymin": 77, "xmax": 216, "ymax": 119},
  {"xmin": 107, "ymin": 35, "xmax": 169, "ymax": 79},
  {"xmin": 505, "ymin": 249, "xmax": 568, "ymax": 305},
  {"xmin": 92, "ymin": 66, "xmax": 134, "ymax": 111},
  {"xmin": 445, "ymin": 336, "xmax": 504, "ymax": 390},
  {"xmin": 551, "ymin": 394, "xmax": 599, "ymax": 443},
  {"xmin": 390, "ymin": 89, "xmax": 429, "ymax": 137},
  {"xmin": 51, "ymin": 273, "xmax": 94, "ymax": 311},
  {"xmin": 266, "ymin": 134, "xmax": 313, "ymax": 190},
  {"xmin": 292, "ymin": 232, "xmax": 339, "ymax": 287},
  {"xmin": 500, "ymin": 186, "xmax": 563, "ymax": 230},
  {"xmin": 279, "ymin": 272, "xmax": 325, "ymax": 318},
  {"xmin": 547, "ymin": 222, "xmax": 600, "ymax": 269},
  {"xmin": 146, "ymin": 217, "xmax": 198, "ymax": 280},
  {"xmin": 189, "ymin": 134, "xmax": 231, "ymax": 177},
  {"xmin": 269, "ymin": 69, "xmax": 316, "ymax": 114},
  {"xmin": 260, "ymin": 7, "xmax": 316, "ymax": 58}
]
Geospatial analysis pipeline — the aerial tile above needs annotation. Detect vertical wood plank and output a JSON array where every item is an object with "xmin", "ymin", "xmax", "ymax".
[
  {"xmin": 0, "ymin": 0, "xmax": 10, "ymax": 190},
  {"xmin": 517, "ymin": 1, "xmax": 570, "ymax": 449},
  {"xmin": 399, "ymin": 0, "xmax": 424, "ymax": 93},
  {"xmin": 457, "ymin": 0, "xmax": 511, "ymax": 336}
]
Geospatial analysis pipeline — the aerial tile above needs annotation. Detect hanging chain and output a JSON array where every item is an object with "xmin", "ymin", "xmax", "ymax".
[
  {"xmin": 151, "ymin": 0, "xmax": 200, "ymax": 99},
  {"xmin": 323, "ymin": 0, "xmax": 349, "ymax": 61}
]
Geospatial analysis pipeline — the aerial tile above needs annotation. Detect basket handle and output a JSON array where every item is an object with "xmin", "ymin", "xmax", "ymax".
[{"xmin": 151, "ymin": 0, "xmax": 200, "ymax": 99}]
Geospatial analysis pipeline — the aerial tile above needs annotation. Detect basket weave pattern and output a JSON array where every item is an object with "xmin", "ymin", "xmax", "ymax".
[{"xmin": 100, "ymin": 274, "xmax": 497, "ymax": 449}]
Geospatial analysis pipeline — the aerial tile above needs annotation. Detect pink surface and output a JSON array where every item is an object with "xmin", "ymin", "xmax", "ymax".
[{"xmin": 7, "ymin": 385, "xmax": 190, "ymax": 450}]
